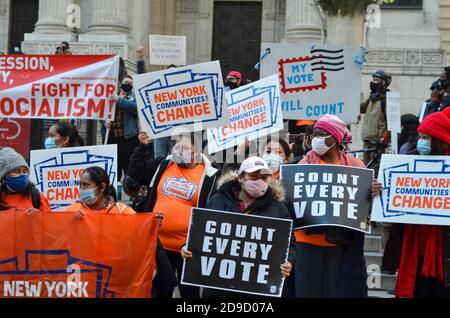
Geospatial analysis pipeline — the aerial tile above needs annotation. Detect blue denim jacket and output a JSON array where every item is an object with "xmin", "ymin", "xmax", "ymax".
[{"xmin": 117, "ymin": 94, "xmax": 139, "ymax": 140}]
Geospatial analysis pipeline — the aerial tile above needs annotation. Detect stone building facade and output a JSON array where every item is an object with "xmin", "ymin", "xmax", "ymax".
[{"xmin": 0, "ymin": 0, "xmax": 448, "ymax": 124}]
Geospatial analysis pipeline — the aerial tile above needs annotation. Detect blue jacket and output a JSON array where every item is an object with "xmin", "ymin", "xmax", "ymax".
[
  {"xmin": 115, "ymin": 60, "xmax": 146, "ymax": 140},
  {"xmin": 117, "ymin": 94, "xmax": 139, "ymax": 140}
]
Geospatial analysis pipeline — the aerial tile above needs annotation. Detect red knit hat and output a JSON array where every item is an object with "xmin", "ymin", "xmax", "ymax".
[{"xmin": 418, "ymin": 108, "xmax": 450, "ymax": 145}]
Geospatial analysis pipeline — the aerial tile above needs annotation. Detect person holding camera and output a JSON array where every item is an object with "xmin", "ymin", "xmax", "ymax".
[{"xmin": 55, "ymin": 42, "xmax": 72, "ymax": 55}]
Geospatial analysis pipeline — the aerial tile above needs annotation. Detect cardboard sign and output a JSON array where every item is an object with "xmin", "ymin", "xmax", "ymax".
[
  {"xmin": 0, "ymin": 211, "xmax": 159, "ymax": 298},
  {"xmin": 260, "ymin": 44, "xmax": 362, "ymax": 123},
  {"xmin": 133, "ymin": 61, "xmax": 228, "ymax": 139},
  {"xmin": 149, "ymin": 35, "xmax": 187, "ymax": 66},
  {"xmin": 181, "ymin": 208, "xmax": 292, "ymax": 297},
  {"xmin": 281, "ymin": 164, "xmax": 374, "ymax": 233},
  {"xmin": 0, "ymin": 55, "xmax": 119, "ymax": 120},
  {"xmin": 207, "ymin": 74, "xmax": 283, "ymax": 154},
  {"xmin": 386, "ymin": 92, "xmax": 401, "ymax": 154},
  {"xmin": 371, "ymin": 155, "xmax": 450, "ymax": 225},
  {"xmin": 30, "ymin": 145, "xmax": 118, "ymax": 211}
]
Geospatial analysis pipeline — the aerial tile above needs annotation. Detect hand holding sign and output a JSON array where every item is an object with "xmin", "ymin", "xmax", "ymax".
[
  {"xmin": 138, "ymin": 131, "xmax": 152, "ymax": 146},
  {"xmin": 372, "ymin": 180, "xmax": 383, "ymax": 198},
  {"xmin": 280, "ymin": 262, "xmax": 292, "ymax": 278}
]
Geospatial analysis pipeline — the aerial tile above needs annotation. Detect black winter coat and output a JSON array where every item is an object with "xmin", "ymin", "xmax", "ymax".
[{"xmin": 202, "ymin": 172, "xmax": 296, "ymax": 298}]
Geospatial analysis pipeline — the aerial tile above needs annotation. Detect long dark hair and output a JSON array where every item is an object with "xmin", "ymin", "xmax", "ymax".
[
  {"xmin": 53, "ymin": 122, "xmax": 85, "ymax": 147},
  {"xmin": 83, "ymin": 167, "xmax": 117, "ymax": 202}
]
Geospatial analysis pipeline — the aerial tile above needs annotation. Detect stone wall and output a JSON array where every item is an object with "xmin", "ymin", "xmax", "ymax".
[{"xmin": 0, "ymin": 0, "xmax": 10, "ymax": 54}]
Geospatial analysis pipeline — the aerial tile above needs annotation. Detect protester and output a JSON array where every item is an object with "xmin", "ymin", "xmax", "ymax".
[
  {"xmin": 382, "ymin": 108, "xmax": 450, "ymax": 298},
  {"xmin": 0, "ymin": 148, "xmax": 51, "ymax": 212},
  {"xmin": 427, "ymin": 67, "xmax": 450, "ymax": 114},
  {"xmin": 128, "ymin": 131, "xmax": 220, "ymax": 298},
  {"xmin": 224, "ymin": 71, "xmax": 243, "ymax": 91},
  {"xmin": 106, "ymin": 74, "xmax": 140, "ymax": 181},
  {"xmin": 61, "ymin": 41, "xmax": 72, "ymax": 55},
  {"xmin": 181, "ymin": 156, "xmax": 296, "ymax": 298},
  {"xmin": 45, "ymin": 121, "xmax": 85, "ymax": 149},
  {"xmin": 398, "ymin": 114, "xmax": 420, "ymax": 155},
  {"xmin": 360, "ymin": 70, "xmax": 391, "ymax": 164},
  {"xmin": 65, "ymin": 166, "xmax": 135, "ymax": 215},
  {"xmin": 261, "ymin": 137, "xmax": 291, "ymax": 178},
  {"xmin": 294, "ymin": 115, "xmax": 383, "ymax": 298}
]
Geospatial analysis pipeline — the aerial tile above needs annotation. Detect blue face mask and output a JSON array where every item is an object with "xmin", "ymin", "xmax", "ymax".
[
  {"xmin": 45, "ymin": 138, "xmax": 57, "ymax": 150},
  {"xmin": 80, "ymin": 188, "xmax": 97, "ymax": 205},
  {"xmin": 417, "ymin": 139, "xmax": 432, "ymax": 156},
  {"xmin": 5, "ymin": 175, "xmax": 29, "ymax": 193}
]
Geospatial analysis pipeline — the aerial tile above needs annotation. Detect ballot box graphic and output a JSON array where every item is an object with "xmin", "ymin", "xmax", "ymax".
[{"xmin": 0, "ymin": 250, "xmax": 115, "ymax": 298}]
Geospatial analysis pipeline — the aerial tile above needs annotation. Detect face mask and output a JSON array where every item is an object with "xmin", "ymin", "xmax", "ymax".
[
  {"xmin": 172, "ymin": 152, "xmax": 193, "ymax": 168},
  {"xmin": 45, "ymin": 137, "xmax": 57, "ymax": 150},
  {"xmin": 370, "ymin": 82, "xmax": 383, "ymax": 93},
  {"xmin": 5, "ymin": 175, "xmax": 29, "ymax": 193},
  {"xmin": 226, "ymin": 81, "xmax": 239, "ymax": 90},
  {"xmin": 263, "ymin": 154, "xmax": 284, "ymax": 173},
  {"xmin": 312, "ymin": 137, "xmax": 335, "ymax": 156},
  {"xmin": 121, "ymin": 83, "xmax": 133, "ymax": 93},
  {"xmin": 243, "ymin": 179, "xmax": 269, "ymax": 199},
  {"xmin": 417, "ymin": 139, "xmax": 432, "ymax": 156},
  {"xmin": 80, "ymin": 188, "xmax": 97, "ymax": 205}
]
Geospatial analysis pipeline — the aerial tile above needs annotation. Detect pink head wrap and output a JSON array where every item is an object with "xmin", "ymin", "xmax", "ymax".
[{"xmin": 314, "ymin": 115, "xmax": 353, "ymax": 145}]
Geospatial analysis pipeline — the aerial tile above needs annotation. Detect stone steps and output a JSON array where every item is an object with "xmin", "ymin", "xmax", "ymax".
[{"xmin": 364, "ymin": 226, "xmax": 398, "ymax": 296}]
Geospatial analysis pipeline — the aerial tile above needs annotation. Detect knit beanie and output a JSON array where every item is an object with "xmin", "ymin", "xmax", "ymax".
[
  {"xmin": 314, "ymin": 115, "xmax": 353, "ymax": 145},
  {"xmin": 0, "ymin": 148, "xmax": 29, "ymax": 181},
  {"xmin": 418, "ymin": 108, "xmax": 450, "ymax": 146}
]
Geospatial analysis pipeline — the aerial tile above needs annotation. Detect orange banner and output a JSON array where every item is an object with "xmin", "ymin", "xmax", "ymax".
[{"xmin": 0, "ymin": 211, "xmax": 159, "ymax": 298}]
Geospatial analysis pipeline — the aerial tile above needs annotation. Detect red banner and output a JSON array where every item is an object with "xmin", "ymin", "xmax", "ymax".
[
  {"xmin": 0, "ymin": 55, "xmax": 119, "ymax": 120},
  {"xmin": 0, "ymin": 211, "xmax": 159, "ymax": 298},
  {"xmin": 0, "ymin": 118, "xmax": 31, "ymax": 160}
]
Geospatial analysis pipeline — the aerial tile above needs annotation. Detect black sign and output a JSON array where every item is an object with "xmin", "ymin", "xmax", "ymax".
[
  {"xmin": 181, "ymin": 208, "xmax": 292, "ymax": 297},
  {"xmin": 281, "ymin": 164, "xmax": 373, "ymax": 233}
]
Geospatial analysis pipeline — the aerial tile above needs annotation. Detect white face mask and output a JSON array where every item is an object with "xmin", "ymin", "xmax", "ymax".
[
  {"xmin": 263, "ymin": 154, "xmax": 284, "ymax": 173},
  {"xmin": 312, "ymin": 137, "xmax": 335, "ymax": 156}
]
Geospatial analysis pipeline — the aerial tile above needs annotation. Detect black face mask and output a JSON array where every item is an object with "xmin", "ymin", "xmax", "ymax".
[
  {"xmin": 226, "ymin": 81, "xmax": 239, "ymax": 90},
  {"xmin": 121, "ymin": 83, "xmax": 133, "ymax": 93},
  {"xmin": 370, "ymin": 82, "xmax": 383, "ymax": 93}
]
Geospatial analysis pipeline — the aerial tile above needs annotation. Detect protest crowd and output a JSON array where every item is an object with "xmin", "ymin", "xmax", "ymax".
[{"xmin": 1, "ymin": 38, "xmax": 450, "ymax": 300}]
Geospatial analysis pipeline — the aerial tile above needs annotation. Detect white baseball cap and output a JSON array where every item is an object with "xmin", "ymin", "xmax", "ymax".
[{"xmin": 238, "ymin": 157, "xmax": 273, "ymax": 176}]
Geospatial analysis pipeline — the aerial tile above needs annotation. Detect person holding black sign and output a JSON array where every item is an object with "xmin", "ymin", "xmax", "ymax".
[
  {"xmin": 128, "ymin": 131, "xmax": 220, "ymax": 299},
  {"xmin": 294, "ymin": 115, "xmax": 382, "ymax": 298},
  {"xmin": 182, "ymin": 156, "xmax": 296, "ymax": 298}
]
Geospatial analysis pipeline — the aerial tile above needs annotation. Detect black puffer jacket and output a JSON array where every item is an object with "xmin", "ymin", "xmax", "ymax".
[{"xmin": 203, "ymin": 172, "xmax": 297, "ymax": 298}]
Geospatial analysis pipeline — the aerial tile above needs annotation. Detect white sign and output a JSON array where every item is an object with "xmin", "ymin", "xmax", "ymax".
[
  {"xmin": 386, "ymin": 92, "xmax": 401, "ymax": 154},
  {"xmin": 149, "ymin": 35, "xmax": 186, "ymax": 66},
  {"xmin": 371, "ymin": 155, "xmax": 450, "ymax": 226},
  {"xmin": 133, "ymin": 61, "xmax": 228, "ymax": 139},
  {"xmin": 207, "ymin": 74, "xmax": 283, "ymax": 154},
  {"xmin": 260, "ymin": 44, "xmax": 363, "ymax": 123},
  {"xmin": 30, "ymin": 145, "xmax": 118, "ymax": 211}
]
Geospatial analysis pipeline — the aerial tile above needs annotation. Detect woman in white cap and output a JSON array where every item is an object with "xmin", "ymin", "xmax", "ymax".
[
  {"xmin": 0, "ymin": 148, "xmax": 51, "ymax": 212},
  {"xmin": 182, "ymin": 156, "xmax": 296, "ymax": 298}
]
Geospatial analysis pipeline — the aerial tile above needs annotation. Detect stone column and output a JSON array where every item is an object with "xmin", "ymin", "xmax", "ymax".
[
  {"xmin": 283, "ymin": 0, "xmax": 322, "ymax": 44},
  {"xmin": 34, "ymin": 0, "xmax": 75, "ymax": 34},
  {"xmin": 87, "ymin": 0, "xmax": 129, "ymax": 34}
]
